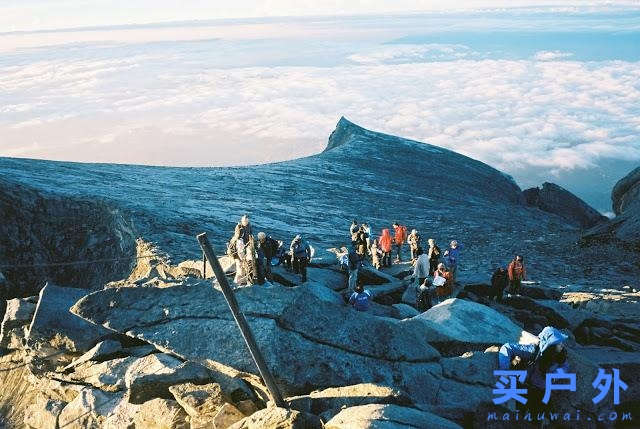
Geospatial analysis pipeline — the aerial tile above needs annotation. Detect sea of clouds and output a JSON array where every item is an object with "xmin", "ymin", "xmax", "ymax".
[{"xmin": 1, "ymin": 8, "xmax": 639, "ymax": 212}]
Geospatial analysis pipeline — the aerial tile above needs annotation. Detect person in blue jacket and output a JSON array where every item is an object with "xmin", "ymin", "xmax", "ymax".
[
  {"xmin": 498, "ymin": 326, "xmax": 570, "ymax": 412},
  {"xmin": 443, "ymin": 240, "xmax": 462, "ymax": 282},
  {"xmin": 348, "ymin": 283, "xmax": 372, "ymax": 311}
]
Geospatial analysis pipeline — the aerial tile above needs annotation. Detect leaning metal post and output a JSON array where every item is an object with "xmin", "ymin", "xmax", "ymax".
[
  {"xmin": 196, "ymin": 232, "xmax": 286, "ymax": 408},
  {"xmin": 202, "ymin": 251, "xmax": 207, "ymax": 278}
]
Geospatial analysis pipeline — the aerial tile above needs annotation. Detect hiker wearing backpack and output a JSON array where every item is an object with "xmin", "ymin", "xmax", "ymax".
[
  {"xmin": 407, "ymin": 229, "xmax": 421, "ymax": 263},
  {"xmin": 256, "ymin": 232, "xmax": 279, "ymax": 284},
  {"xmin": 490, "ymin": 266, "xmax": 509, "ymax": 302},
  {"xmin": 427, "ymin": 238, "xmax": 441, "ymax": 276},
  {"xmin": 290, "ymin": 235, "xmax": 312, "ymax": 283},
  {"xmin": 235, "ymin": 214, "xmax": 253, "ymax": 243},
  {"xmin": 507, "ymin": 255, "xmax": 526, "ymax": 295},
  {"xmin": 443, "ymin": 240, "xmax": 461, "ymax": 282},
  {"xmin": 498, "ymin": 326, "xmax": 569, "ymax": 415},
  {"xmin": 378, "ymin": 229, "xmax": 393, "ymax": 268},
  {"xmin": 392, "ymin": 222, "xmax": 408, "ymax": 262},
  {"xmin": 348, "ymin": 283, "xmax": 372, "ymax": 312}
]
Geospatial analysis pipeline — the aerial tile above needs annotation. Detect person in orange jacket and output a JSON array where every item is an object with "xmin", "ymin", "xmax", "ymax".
[
  {"xmin": 392, "ymin": 222, "xmax": 408, "ymax": 262},
  {"xmin": 378, "ymin": 229, "xmax": 393, "ymax": 267},
  {"xmin": 508, "ymin": 255, "xmax": 526, "ymax": 295},
  {"xmin": 433, "ymin": 262, "xmax": 453, "ymax": 303}
]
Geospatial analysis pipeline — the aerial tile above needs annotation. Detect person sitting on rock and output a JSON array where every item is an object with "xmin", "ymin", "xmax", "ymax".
[
  {"xmin": 427, "ymin": 238, "xmax": 440, "ymax": 276},
  {"xmin": 412, "ymin": 247, "xmax": 429, "ymax": 288},
  {"xmin": 378, "ymin": 229, "xmax": 393, "ymax": 268},
  {"xmin": 407, "ymin": 229, "xmax": 421, "ymax": 263},
  {"xmin": 256, "ymin": 232, "xmax": 279, "ymax": 284},
  {"xmin": 416, "ymin": 281, "xmax": 433, "ymax": 312},
  {"xmin": 508, "ymin": 255, "xmax": 526, "ymax": 295},
  {"xmin": 498, "ymin": 326, "xmax": 569, "ymax": 414},
  {"xmin": 490, "ymin": 266, "xmax": 509, "ymax": 302},
  {"xmin": 348, "ymin": 283, "xmax": 372, "ymax": 312},
  {"xmin": 433, "ymin": 263, "xmax": 453, "ymax": 303},
  {"xmin": 290, "ymin": 234, "xmax": 311, "ymax": 283},
  {"xmin": 443, "ymin": 240, "xmax": 461, "ymax": 282}
]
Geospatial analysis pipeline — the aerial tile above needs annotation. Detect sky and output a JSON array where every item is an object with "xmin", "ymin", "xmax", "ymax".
[{"xmin": 1, "ymin": 2, "xmax": 640, "ymax": 213}]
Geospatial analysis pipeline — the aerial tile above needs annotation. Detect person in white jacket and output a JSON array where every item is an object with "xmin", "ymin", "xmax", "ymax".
[{"xmin": 412, "ymin": 247, "xmax": 430, "ymax": 287}]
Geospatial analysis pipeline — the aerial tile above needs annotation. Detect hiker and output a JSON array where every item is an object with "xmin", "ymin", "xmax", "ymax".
[
  {"xmin": 337, "ymin": 247, "xmax": 349, "ymax": 272},
  {"xmin": 256, "ymin": 232, "xmax": 278, "ymax": 284},
  {"xmin": 350, "ymin": 220, "xmax": 359, "ymax": 243},
  {"xmin": 490, "ymin": 266, "xmax": 509, "ymax": 302},
  {"xmin": 407, "ymin": 229, "xmax": 421, "ymax": 263},
  {"xmin": 347, "ymin": 245, "xmax": 363, "ymax": 291},
  {"xmin": 433, "ymin": 263, "xmax": 453, "ymax": 303},
  {"xmin": 290, "ymin": 235, "xmax": 311, "ymax": 282},
  {"xmin": 231, "ymin": 234, "xmax": 247, "ymax": 285},
  {"xmin": 392, "ymin": 222, "xmax": 408, "ymax": 262},
  {"xmin": 235, "ymin": 214, "xmax": 253, "ymax": 243},
  {"xmin": 370, "ymin": 239, "xmax": 381, "ymax": 270},
  {"xmin": 348, "ymin": 283, "xmax": 372, "ymax": 312},
  {"xmin": 412, "ymin": 247, "xmax": 429, "ymax": 288},
  {"xmin": 427, "ymin": 238, "xmax": 441, "ymax": 276},
  {"xmin": 274, "ymin": 240, "xmax": 291, "ymax": 270},
  {"xmin": 378, "ymin": 229, "xmax": 393, "ymax": 267},
  {"xmin": 362, "ymin": 223, "xmax": 372, "ymax": 253},
  {"xmin": 508, "ymin": 255, "xmax": 526, "ymax": 295},
  {"xmin": 416, "ymin": 281, "xmax": 433, "ymax": 312},
  {"xmin": 354, "ymin": 227, "xmax": 368, "ymax": 257},
  {"xmin": 498, "ymin": 326, "xmax": 569, "ymax": 414},
  {"xmin": 443, "ymin": 240, "xmax": 461, "ymax": 282}
]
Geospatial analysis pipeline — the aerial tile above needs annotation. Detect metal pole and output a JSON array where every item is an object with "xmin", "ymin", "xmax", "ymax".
[
  {"xmin": 196, "ymin": 232, "xmax": 286, "ymax": 408},
  {"xmin": 202, "ymin": 251, "xmax": 207, "ymax": 278}
]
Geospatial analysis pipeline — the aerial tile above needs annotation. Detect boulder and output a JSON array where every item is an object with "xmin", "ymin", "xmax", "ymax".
[
  {"xmin": 169, "ymin": 382, "xmax": 230, "ymax": 418},
  {"xmin": 26, "ymin": 283, "xmax": 113, "ymax": 355},
  {"xmin": 306, "ymin": 267, "xmax": 346, "ymax": 291},
  {"xmin": 0, "ymin": 297, "xmax": 36, "ymax": 349},
  {"xmin": 228, "ymin": 406, "xmax": 323, "ymax": 429},
  {"xmin": 124, "ymin": 353, "xmax": 213, "ymax": 404},
  {"xmin": 212, "ymin": 403, "xmax": 246, "ymax": 429},
  {"xmin": 67, "ymin": 356, "xmax": 139, "ymax": 392},
  {"xmin": 406, "ymin": 298, "xmax": 537, "ymax": 355},
  {"xmin": 392, "ymin": 303, "xmax": 419, "ymax": 319},
  {"xmin": 63, "ymin": 339, "xmax": 123, "ymax": 371},
  {"xmin": 72, "ymin": 281, "xmax": 441, "ymax": 400},
  {"xmin": 522, "ymin": 182, "xmax": 607, "ymax": 228},
  {"xmin": 325, "ymin": 404, "xmax": 461, "ymax": 429},
  {"xmin": 58, "ymin": 388, "xmax": 124, "ymax": 429},
  {"xmin": 358, "ymin": 266, "xmax": 396, "ymax": 285},
  {"xmin": 133, "ymin": 398, "xmax": 189, "ymax": 429},
  {"xmin": 287, "ymin": 383, "xmax": 412, "ymax": 415},
  {"xmin": 23, "ymin": 396, "xmax": 66, "ymax": 429}
]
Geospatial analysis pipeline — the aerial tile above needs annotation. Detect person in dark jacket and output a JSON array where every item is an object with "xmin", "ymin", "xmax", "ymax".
[
  {"xmin": 427, "ymin": 238, "xmax": 441, "ymax": 276},
  {"xmin": 256, "ymin": 232, "xmax": 278, "ymax": 284},
  {"xmin": 498, "ymin": 327, "xmax": 569, "ymax": 414},
  {"xmin": 416, "ymin": 281, "xmax": 432, "ymax": 312},
  {"xmin": 508, "ymin": 255, "xmax": 526, "ymax": 295},
  {"xmin": 347, "ymin": 245, "xmax": 362, "ymax": 291},
  {"xmin": 234, "ymin": 214, "xmax": 253, "ymax": 243},
  {"xmin": 354, "ymin": 227, "xmax": 368, "ymax": 257},
  {"xmin": 290, "ymin": 234, "xmax": 312, "ymax": 282},
  {"xmin": 490, "ymin": 266, "xmax": 509, "ymax": 302}
]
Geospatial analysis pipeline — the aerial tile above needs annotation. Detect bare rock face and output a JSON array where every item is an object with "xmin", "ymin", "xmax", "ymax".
[
  {"xmin": 228, "ymin": 406, "xmax": 323, "ymax": 429},
  {"xmin": 522, "ymin": 182, "xmax": 607, "ymax": 228},
  {"xmin": 0, "ymin": 178, "xmax": 136, "ymax": 299},
  {"xmin": 325, "ymin": 403, "xmax": 462, "ymax": 429},
  {"xmin": 23, "ymin": 395, "xmax": 66, "ymax": 429},
  {"xmin": 0, "ymin": 297, "xmax": 36, "ymax": 350},
  {"xmin": 58, "ymin": 388, "xmax": 125, "ymax": 429},
  {"xmin": 169, "ymin": 382, "xmax": 230, "ymax": 419},
  {"xmin": 132, "ymin": 398, "xmax": 189, "ymax": 429}
]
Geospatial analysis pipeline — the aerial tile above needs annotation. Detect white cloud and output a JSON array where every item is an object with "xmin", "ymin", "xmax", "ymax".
[{"xmin": 533, "ymin": 50, "xmax": 574, "ymax": 61}]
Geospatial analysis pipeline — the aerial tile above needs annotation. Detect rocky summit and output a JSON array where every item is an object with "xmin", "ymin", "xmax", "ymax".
[{"xmin": 0, "ymin": 118, "xmax": 638, "ymax": 428}]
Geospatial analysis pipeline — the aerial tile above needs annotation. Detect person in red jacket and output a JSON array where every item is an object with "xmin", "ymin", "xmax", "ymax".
[
  {"xmin": 392, "ymin": 222, "xmax": 407, "ymax": 262},
  {"xmin": 508, "ymin": 255, "xmax": 526, "ymax": 295},
  {"xmin": 378, "ymin": 229, "xmax": 393, "ymax": 268}
]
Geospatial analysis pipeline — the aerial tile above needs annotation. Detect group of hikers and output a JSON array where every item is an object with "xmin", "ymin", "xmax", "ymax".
[{"xmin": 225, "ymin": 215, "xmax": 527, "ymax": 314}]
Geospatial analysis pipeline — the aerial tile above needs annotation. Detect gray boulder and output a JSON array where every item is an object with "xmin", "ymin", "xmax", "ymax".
[
  {"xmin": 132, "ymin": 398, "xmax": 189, "ymax": 429},
  {"xmin": 124, "ymin": 353, "xmax": 213, "ymax": 404},
  {"xmin": 26, "ymin": 283, "xmax": 113, "ymax": 355},
  {"xmin": 63, "ymin": 339, "xmax": 123, "ymax": 371},
  {"xmin": 71, "ymin": 281, "xmax": 441, "ymax": 399},
  {"xmin": 0, "ymin": 297, "xmax": 36, "ymax": 349},
  {"xmin": 168, "ymin": 382, "xmax": 230, "ymax": 418},
  {"xmin": 23, "ymin": 396, "xmax": 66, "ymax": 429},
  {"xmin": 325, "ymin": 403, "xmax": 462, "ymax": 429},
  {"xmin": 229, "ymin": 406, "xmax": 323, "ymax": 429},
  {"xmin": 523, "ymin": 182, "xmax": 607, "ymax": 228},
  {"xmin": 58, "ymin": 388, "xmax": 125, "ymax": 429},
  {"xmin": 406, "ymin": 298, "xmax": 537, "ymax": 355},
  {"xmin": 66, "ymin": 356, "xmax": 139, "ymax": 392}
]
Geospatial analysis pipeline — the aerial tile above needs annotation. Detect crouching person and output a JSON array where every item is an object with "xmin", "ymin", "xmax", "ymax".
[
  {"xmin": 416, "ymin": 280, "xmax": 432, "ymax": 312},
  {"xmin": 498, "ymin": 327, "xmax": 570, "ymax": 415},
  {"xmin": 348, "ymin": 283, "xmax": 372, "ymax": 312}
]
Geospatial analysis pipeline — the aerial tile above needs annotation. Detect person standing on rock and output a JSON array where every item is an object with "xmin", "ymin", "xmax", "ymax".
[
  {"xmin": 235, "ymin": 214, "xmax": 253, "ymax": 243},
  {"xmin": 378, "ymin": 229, "xmax": 393, "ymax": 268},
  {"xmin": 412, "ymin": 247, "xmax": 429, "ymax": 288},
  {"xmin": 407, "ymin": 229, "xmax": 421, "ymax": 263},
  {"xmin": 427, "ymin": 238, "xmax": 441, "ymax": 276},
  {"xmin": 362, "ymin": 223, "xmax": 372, "ymax": 254},
  {"xmin": 507, "ymin": 255, "xmax": 526, "ymax": 295},
  {"xmin": 443, "ymin": 240, "xmax": 461, "ymax": 282},
  {"xmin": 290, "ymin": 235, "xmax": 311, "ymax": 283},
  {"xmin": 256, "ymin": 232, "xmax": 278, "ymax": 284},
  {"xmin": 490, "ymin": 266, "xmax": 509, "ymax": 302},
  {"xmin": 370, "ymin": 239, "xmax": 381, "ymax": 270},
  {"xmin": 347, "ymin": 245, "xmax": 363, "ymax": 291},
  {"xmin": 350, "ymin": 220, "xmax": 359, "ymax": 244},
  {"xmin": 392, "ymin": 222, "xmax": 407, "ymax": 262},
  {"xmin": 348, "ymin": 283, "xmax": 372, "ymax": 312},
  {"xmin": 354, "ymin": 226, "xmax": 368, "ymax": 257}
]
